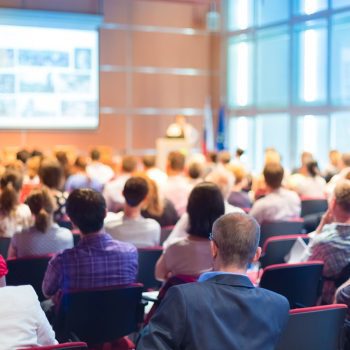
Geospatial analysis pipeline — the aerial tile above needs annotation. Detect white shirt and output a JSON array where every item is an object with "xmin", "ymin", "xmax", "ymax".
[
  {"xmin": 164, "ymin": 175, "xmax": 193, "ymax": 216},
  {"xmin": 103, "ymin": 174, "xmax": 130, "ymax": 211},
  {"xmin": 104, "ymin": 211, "xmax": 161, "ymax": 248},
  {"xmin": 86, "ymin": 161, "xmax": 114, "ymax": 185},
  {"xmin": 295, "ymin": 176, "xmax": 326, "ymax": 198},
  {"xmin": 250, "ymin": 188, "xmax": 301, "ymax": 225},
  {"xmin": 0, "ymin": 285, "xmax": 57, "ymax": 349},
  {"xmin": 146, "ymin": 168, "xmax": 168, "ymax": 197},
  {"xmin": 0, "ymin": 204, "xmax": 32, "ymax": 238}
]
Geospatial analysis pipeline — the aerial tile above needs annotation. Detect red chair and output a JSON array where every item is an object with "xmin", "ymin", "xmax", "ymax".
[
  {"xmin": 54, "ymin": 284, "xmax": 145, "ymax": 347},
  {"xmin": 260, "ymin": 234, "xmax": 309, "ymax": 268},
  {"xmin": 301, "ymin": 198, "xmax": 328, "ymax": 217},
  {"xmin": 259, "ymin": 261, "xmax": 324, "ymax": 308},
  {"xmin": 137, "ymin": 246, "xmax": 163, "ymax": 291},
  {"xmin": 27, "ymin": 342, "xmax": 88, "ymax": 349},
  {"xmin": 276, "ymin": 304, "xmax": 347, "ymax": 350},
  {"xmin": 6, "ymin": 254, "xmax": 52, "ymax": 301},
  {"xmin": 260, "ymin": 219, "xmax": 304, "ymax": 247},
  {"xmin": 160, "ymin": 225, "xmax": 175, "ymax": 245}
]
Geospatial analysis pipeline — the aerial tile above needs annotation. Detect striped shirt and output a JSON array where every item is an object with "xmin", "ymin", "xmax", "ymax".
[{"xmin": 42, "ymin": 232, "xmax": 138, "ymax": 298}]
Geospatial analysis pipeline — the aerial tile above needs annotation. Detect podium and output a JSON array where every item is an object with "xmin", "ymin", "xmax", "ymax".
[{"xmin": 156, "ymin": 138, "xmax": 190, "ymax": 171}]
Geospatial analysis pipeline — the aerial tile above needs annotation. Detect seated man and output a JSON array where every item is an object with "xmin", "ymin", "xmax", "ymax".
[
  {"xmin": 104, "ymin": 176, "xmax": 160, "ymax": 248},
  {"xmin": 0, "ymin": 255, "xmax": 57, "ymax": 348},
  {"xmin": 250, "ymin": 163, "xmax": 301, "ymax": 224},
  {"xmin": 138, "ymin": 213, "xmax": 289, "ymax": 350},
  {"xmin": 42, "ymin": 189, "xmax": 138, "ymax": 301},
  {"xmin": 305, "ymin": 180, "xmax": 350, "ymax": 304}
]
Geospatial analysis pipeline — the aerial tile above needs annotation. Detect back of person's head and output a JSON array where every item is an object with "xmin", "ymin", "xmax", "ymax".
[
  {"xmin": 264, "ymin": 148, "xmax": 281, "ymax": 165},
  {"xmin": 236, "ymin": 148, "xmax": 244, "ymax": 157},
  {"xmin": 342, "ymin": 153, "xmax": 350, "ymax": 168},
  {"xmin": 123, "ymin": 176, "xmax": 149, "ymax": 207},
  {"xmin": 205, "ymin": 169, "xmax": 235, "ymax": 199},
  {"xmin": 188, "ymin": 162, "xmax": 204, "ymax": 180},
  {"xmin": 218, "ymin": 150, "xmax": 231, "ymax": 164},
  {"xmin": 90, "ymin": 148, "xmax": 100, "ymax": 161},
  {"xmin": 16, "ymin": 149, "xmax": 31, "ymax": 164},
  {"xmin": 26, "ymin": 156, "xmax": 41, "ymax": 179},
  {"xmin": 39, "ymin": 158, "xmax": 63, "ymax": 190},
  {"xmin": 74, "ymin": 155, "xmax": 88, "ymax": 171},
  {"xmin": 206, "ymin": 151, "xmax": 218, "ymax": 163},
  {"xmin": 212, "ymin": 213, "xmax": 260, "ymax": 268},
  {"xmin": 167, "ymin": 151, "xmax": 185, "ymax": 172},
  {"xmin": 55, "ymin": 151, "xmax": 69, "ymax": 166},
  {"xmin": 329, "ymin": 150, "xmax": 341, "ymax": 166},
  {"xmin": 66, "ymin": 189, "xmax": 106, "ymax": 234},
  {"xmin": 228, "ymin": 164, "xmax": 246, "ymax": 185},
  {"xmin": 26, "ymin": 188, "xmax": 55, "ymax": 233},
  {"xmin": 301, "ymin": 151, "xmax": 313, "ymax": 166},
  {"xmin": 334, "ymin": 180, "xmax": 350, "ymax": 213},
  {"xmin": 187, "ymin": 182, "xmax": 225, "ymax": 238},
  {"xmin": 142, "ymin": 155, "xmax": 156, "ymax": 169},
  {"xmin": 263, "ymin": 163, "xmax": 284, "ymax": 189},
  {"xmin": 0, "ymin": 170, "xmax": 23, "ymax": 214},
  {"xmin": 31, "ymin": 149, "xmax": 43, "ymax": 158},
  {"xmin": 122, "ymin": 155, "xmax": 137, "ymax": 173},
  {"xmin": 306, "ymin": 160, "xmax": 320, "ymax": 178}
]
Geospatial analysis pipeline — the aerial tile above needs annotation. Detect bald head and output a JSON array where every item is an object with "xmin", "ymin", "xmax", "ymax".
[{"xmin": 211, "ymin": 213, "xmax": 260, "ymax": 269}]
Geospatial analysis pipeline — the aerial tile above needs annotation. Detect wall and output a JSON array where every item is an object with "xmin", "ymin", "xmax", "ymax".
[{"xmin": 0, "ymin": 0, "xmax": 220, "ymax": 155}]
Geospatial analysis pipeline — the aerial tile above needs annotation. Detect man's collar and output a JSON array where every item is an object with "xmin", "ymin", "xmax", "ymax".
[{"xmin": 198, "ymin": 271, "xmax": 254, "ymax": 288}]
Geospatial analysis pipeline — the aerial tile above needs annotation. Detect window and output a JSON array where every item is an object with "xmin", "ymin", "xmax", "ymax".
[
  {"xmin": 332, "ymin": 0, "xmax": 350, "ymax": 9},
  {"xmin": 330, "ymin": 112, "xmax": 350, "ymax": 152},
  {"xmin": 256, "ymin": 0, "xmax": 289, "ymax": 26},
  {"xmin": 227, "ymin": 0, "xmax": 254, "ymax": 31},
  {"xmin": 296, "ymin": 0, "xmax": 328, "ymax": 15}
]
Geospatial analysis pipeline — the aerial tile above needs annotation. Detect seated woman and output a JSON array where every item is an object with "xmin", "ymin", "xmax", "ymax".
[
  {"xmin": 155, "ymin": 182, "xmax": 225, "ymax": 281},
  {"xmin": 227, "ymin": 164, "xmax": 252, "ymax": 209},
  {"xmin": 0, "ymin": 254, "xmax": 58, "ymax": 348},
  {"xmin": 8, "ymin": 188, "xmax": 73, "ymax": 258},
  {"xmin": 0, "ymin": 169, "xmax": 32, "ymax": 237}
]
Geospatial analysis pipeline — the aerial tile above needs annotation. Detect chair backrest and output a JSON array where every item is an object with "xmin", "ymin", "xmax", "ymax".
[
  {"xmin": 260, "ymin": 220, "xmax": 304, "ymax": 247},
  {"xmin": 260, "ymin": 234, "xmax": 309, "ymax": 268},
  {"xmin": 6, "ymin": 255, "xmax": 52, "ymax": 301},
  {"xmin": 301, "ymin": 198, "xmax": 328, "ymax": 217},
  {"xmin": 259, "ymin": 261, "xmax": 324, "ymax": 308},
  {"xmin": 160, "ymin": 225, "xmax": 174, "ymax": 245},
  {"xmin": 276, "ymin": 304, "xmax": 347, "ymax": 350},
  {"xmin": 55, "ymin": 284, "xmax": 144, "ymax": 344},
  {"xmin": 26, "ymin": 342, "xmax": 88, "ymax": 350},
  {"xmin": 137, "ymin": 247, "xmax": 163, "ymax": 291},
  {"xmin": 0, "ymin": 237, "xmax": 11, "ymax": 259}
]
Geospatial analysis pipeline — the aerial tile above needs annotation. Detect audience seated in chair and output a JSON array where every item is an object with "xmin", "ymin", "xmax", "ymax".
[
  {"xmin": 104, "ymin": 176, "xmax": 160, "ymax": 248},
  {"xmin": 304, "ymin": 180, "xmax": 350, "ymax": 304},
  {"xmin": 0, "ymin": 254, "xmax": 58, "ymax": 348},
  {"xmin": 8, "ymin": 188, "xmax": 73, "ymax": 258},
  {"xmin": 42, "ymin": 189, "xmax": 138, "ymax": 305},
  {"xmin": 86, "ymin": 148, "xmax": 114, "ymax": 186},
  {"xmin": 155, "ymin": 182, "xmax": 225, "ymax": 281},
  {"xmin": 250, "ymin": 163, "xmax": 301, "ymax": 224},
  {"xmin": 138, "ymin": 213, "xmax": 290, "ymax": 350}
]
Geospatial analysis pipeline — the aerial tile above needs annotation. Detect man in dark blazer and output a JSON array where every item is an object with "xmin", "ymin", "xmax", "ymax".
[{"xmin": 137, "ymin": 213, "xmax": 290, "ymax": 350}]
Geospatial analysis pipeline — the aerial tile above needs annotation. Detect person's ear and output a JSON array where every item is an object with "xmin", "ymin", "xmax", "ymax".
[
  {"xmin": 252, "ymin": 247, "xmax": 262, "ymax": 263},
  {"xmin": 210, "ymin": 240, "xmax": 218, "ymax": 259}
]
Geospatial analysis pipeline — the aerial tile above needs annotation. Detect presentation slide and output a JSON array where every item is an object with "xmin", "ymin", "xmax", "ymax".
[{"xmin": 0, "ymin": 24, "xmax": 99, "ymax": 129}]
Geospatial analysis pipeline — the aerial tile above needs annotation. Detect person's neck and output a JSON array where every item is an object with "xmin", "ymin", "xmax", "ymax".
[
  {"xmin": 168, "ymin": 169, "xmax": 183, "ymax": 177},
  {"xmin": 124, "ymin": 205, "xmax": 141, "ymax": 219},
  {"xmin": 265, "ymin": 185, "xmax": 280, "ymax": 194},
  {"xmin": 214, "ymin": 265, "xmax": 247, "ymax": 275},
  {"xmin": 333, "ymin": 213, "xmax": 350, "ymax": 224}
]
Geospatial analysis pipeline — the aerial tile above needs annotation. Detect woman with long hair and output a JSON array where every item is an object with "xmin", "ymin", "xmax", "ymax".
[
  {"xmin": 8, "ymin": 188, "xmax": 73, "ymax": 258},
  {"xmin": 0, "ymin": 170, "xmax": 32, "ymax": 237},
  {"xmin": 155, "ymin": 182, "xmax": 225, "ymax": 280}
]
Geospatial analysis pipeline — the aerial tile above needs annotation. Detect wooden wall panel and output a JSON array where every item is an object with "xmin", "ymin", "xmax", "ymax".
[
  {"xmin": 100, "ymin": 29, "xmax": 129, "ymax": 66},
  {"xmin": 100, "ymin": 72, "xmax": 128, "ymax": 107}
]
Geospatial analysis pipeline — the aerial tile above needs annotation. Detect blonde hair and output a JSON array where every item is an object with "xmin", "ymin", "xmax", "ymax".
[{"xmin": 26, "ymin": 188, "xmax": 55, "ymax": 233}]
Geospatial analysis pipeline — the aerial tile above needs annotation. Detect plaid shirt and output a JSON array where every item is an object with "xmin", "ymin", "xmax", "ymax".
[
  {"xmin": 42, "ymin": 232, "xmax": 138, "ymax": 298},
  {"xmin": 308, "ymin": 223, "xmax": 350, "ymax": 304}
]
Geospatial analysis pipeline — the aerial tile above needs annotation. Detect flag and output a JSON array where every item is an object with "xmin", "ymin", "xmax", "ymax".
[
  {"xmin": 202, "ymin": 97, "xmax": 214, "ymax": 154},
  {"xmin": 216, "ymin": 105, "xmax": 226, "ymax": 151}
]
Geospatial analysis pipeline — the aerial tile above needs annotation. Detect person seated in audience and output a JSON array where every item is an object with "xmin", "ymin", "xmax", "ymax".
[
  {"xmin": 202, "ymin": 151, "xmax": 218, "ymax": 178},
  {"xmin": 104, "ymin": 176, "xmax": 160, "ymax": 247},
  {"xmin": 304, "ymin": 180, "xmax": 350, "ymax": 304},
  {"xmin": 42, "ymin": 189, "xmax": 138, "ymax": 302},
  {"xmin": 142, "ymin": 154, "xmax": 167, "ymax": 194},
  {"xmin": 227, "ymin": 164, "xmax": 252, "ymax": 209},
  {"xmin": 0, "ymin": 255, "xmax": 58, "ymax": 348},
  {"xmin": 8, "ymin": 188, "xmax": 73, "ymax": 258},
  {"xmin": 39, "ymin": 157, "xmax": 69, "ymax": 223},
  {"xmin": 86, "ymin": 148, "xmax": 114, "ymax": 185},
  {"xmin": 138, "ymin": 213, "xmax": 289, "ymax": 350},
  {"xmin": 0, "ymin": 169, "xmax": 32, "ymax": 237},
  {"xmin": 323, "ymin": 149, "xmax": 341, "ymax": 183},
  {"xmin": 65, "ymin": 155, "xmax": 103, "ymax": 192},
  {"xmin": 55, "ymin": 150, "xmax": 71, "ymax": 180},
  {"xmin": 335, "ymin": 277, "xmax": 350, "ymax": 348},
  {"xmin": 103, "ymin": 155, "xmax": 137, "ymax": 212},
  {"xmin": 293, "ymin": 160, "xmax": 326, "ymax": 198},
  {"xmin": 16, "ymin": 149, "xmax": 31, "ymax": 165},
  {"xmin": 155, "ymin": 182, "xmax": 225, "ymax": 281},
  {"xmin": 164, "ymin": 151, "xmax": 193, "ymax": 216},
  {"xmin": 292, "ymin": 151, "xmax": 314, "ymax": 176},
  {"xmin": 326, "ymin": 152, "xmax": 350, "ymax": 196},
  {"xmin": 217, "ymin": 150, "xmax": 231, "ymax": 167},
  {"xmin": 250, "ymin": 163, "xmax": 301, "ymax": 224},
  {"xmin": 140, "ymin": 175, "xmax": 179, "ymax": 227},
  {"xmin": 23, "ymin": 155, "xmax": 41, "ymax": 186},
  {"xmin": 186, "ymin": 160, "xmax": 204, "ymax": 186}
]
